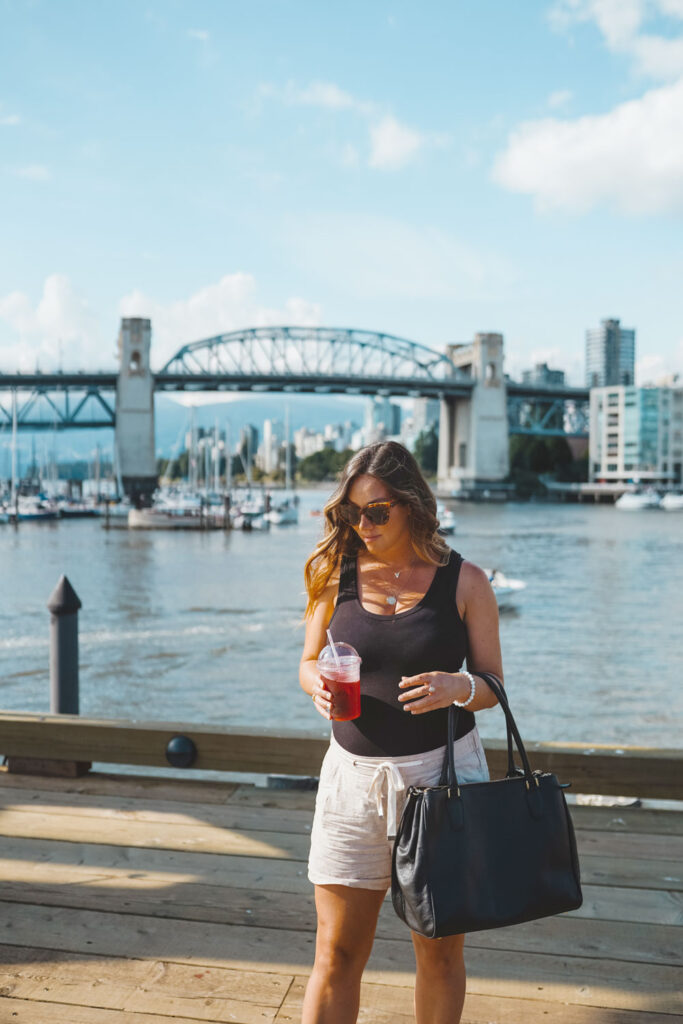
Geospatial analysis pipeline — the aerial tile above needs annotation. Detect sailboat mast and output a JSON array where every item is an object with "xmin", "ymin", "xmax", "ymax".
[
  {"xmin": 213, "ymin": 418, "xmax": 219, "ymax": 494},
  {"xmin": 10, "ymin": 389, "xmax": 17, "ymax": 508},
  {"xmin": 285, "ymin": 404, "xmax": 292, "ymax": 491},
  {"xmin": 226, "ymin": 421, "xmax": 232, "ymax": 494}
]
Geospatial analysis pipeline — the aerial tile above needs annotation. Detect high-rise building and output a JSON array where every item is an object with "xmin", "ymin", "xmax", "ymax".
[
  {"xmin": 589, "ymin": 383, "xmax": 682, "ymax": 484},
  {"xmin": 585, "ymin": 319, "xmax": 635, "ymax": 388},
  {"xmin": 364, "ymin": 397, "xmax": 401, "ymax": 441},
  {"xmin": 522, "ymin": 362, "xmax": 565, "ymax": 387}
]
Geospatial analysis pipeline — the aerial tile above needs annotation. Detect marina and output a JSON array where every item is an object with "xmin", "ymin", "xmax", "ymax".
[{"xmin": 1, "ymin": 496, "xmax": 682, "ymax": 750}]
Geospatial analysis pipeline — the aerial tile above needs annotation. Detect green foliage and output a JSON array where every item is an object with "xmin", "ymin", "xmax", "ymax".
[
  {"xmin": 509, "ymin": 435, "xmax": 587, "ymax": 496},
  {"xmin": 298, "ymin": 447, "xmax": 355, "ymax": 481},
  {"xmin": 414, "ymin": 426, "xmax": 438, "ymax": 475}
]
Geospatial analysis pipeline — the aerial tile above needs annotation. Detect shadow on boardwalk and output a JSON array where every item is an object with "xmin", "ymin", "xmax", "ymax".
[{"xmin": 0, "ymin": 767, "xmax": 681, "ymax": 1023}]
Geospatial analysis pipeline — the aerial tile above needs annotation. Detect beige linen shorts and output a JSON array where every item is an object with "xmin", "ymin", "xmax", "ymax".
[{"xmin": 308, "ymin": 726, "xmax": 489, "ymax": 890}]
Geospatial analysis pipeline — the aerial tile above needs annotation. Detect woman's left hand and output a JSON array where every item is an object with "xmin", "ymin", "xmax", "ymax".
[{"xmin": 398, "ymin": 671, "xmax": 464, "ymax": 714}]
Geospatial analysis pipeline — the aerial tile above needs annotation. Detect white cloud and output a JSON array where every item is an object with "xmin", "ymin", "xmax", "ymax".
[
  {"xmin": 270, "ymin": 79, "xmax": 361, "ymax": 112},
  {"xmin": 188, "ymin": 28, "xmax": 209, "ymax": 42},
  {"xmin": 119, "ymin": 272, "xmax": 322, "ymax": 368},
  {"xmin": 14, "ymin": 164, "xmax": 50, "ymax": 181},
  {"xmin": 636, "ymin": 343, "xmax": 683, "ymax": 383},
  {"xmin": 0, "ymin": 273, "xmax": 322, "ymax": 373},
  {"xmin": 0, "ymin": 113, "xmax": 20, "ymax": 126},
  {"xmin": 259, "ymin": 79, "xmax": 437, "ymax": 171},
  {"xmin": 549, "ymin": 0, "xmax": 683, "ymax": 79},
  {"xmin": 492, "ymin": 76, "xmax": 683, "ymax": 213},
  {"xmin": 369, "ymin": 116, "xmax": 424, "ymax": 170},
  {"xmin": 0, "ymin": 274, "xmax": 102, "ymax": 371},
  {"xmin": 547, "ymin": 88, "xmax": 573, "ymax": 108}
]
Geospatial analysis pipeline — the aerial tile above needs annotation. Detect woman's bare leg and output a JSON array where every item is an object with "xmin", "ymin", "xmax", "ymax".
[
  {"xmin": 411, "ymin": 931, "xmax": 467, "ymax": 1024},
  {"xmin": 302, "ymin": 884, "xmax": 386, "ymax": 1024}
]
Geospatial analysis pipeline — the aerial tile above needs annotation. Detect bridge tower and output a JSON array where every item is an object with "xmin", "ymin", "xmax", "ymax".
[
  {"xmin": 115, "ymin": 317, "xmax": 157, "ymax": 505},
  {"xmin": 437, "ymin": 333, "xmax": 509, "ymax": 493}
]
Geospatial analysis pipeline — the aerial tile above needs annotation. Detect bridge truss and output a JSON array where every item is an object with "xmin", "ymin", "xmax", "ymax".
[
  {"xmin": 157, "ymin": 326, "xmax": 467, "ymax": 397},
  {"xmin": 0, "ymin": 374, "xmax": 117, "ymax": 431},
  {"xmin": 506, "ymin": 383, "xmax": 589, "ymax": 438}
]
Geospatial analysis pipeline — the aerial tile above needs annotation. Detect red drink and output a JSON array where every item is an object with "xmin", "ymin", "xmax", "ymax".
[{"xmin": 320, "ymin": 672, "xmax": 361, "ymax": 721}]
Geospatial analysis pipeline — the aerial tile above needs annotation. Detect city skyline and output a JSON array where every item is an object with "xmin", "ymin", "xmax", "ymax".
[{"xmin": 1, "ymin": 1, "xmax": 682, "ymax": 385}]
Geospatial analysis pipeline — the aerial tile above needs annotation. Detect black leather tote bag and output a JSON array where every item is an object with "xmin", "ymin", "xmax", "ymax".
[{"xmin": 391, "ymin": 672, "xmax": 582, "ymax": 938}]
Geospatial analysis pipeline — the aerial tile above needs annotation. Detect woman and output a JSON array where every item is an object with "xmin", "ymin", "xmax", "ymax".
[{"xmin": 299, "ymin": 441, "xmax": 504, "ymax": 1024}]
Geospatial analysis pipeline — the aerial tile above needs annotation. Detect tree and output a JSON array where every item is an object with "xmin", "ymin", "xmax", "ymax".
[
  {"xmin": 414, "ymin": 426, "xmax": 438, "ymax": 474},
  {"xmin": 298, "ymin": 447, "xmax": 355, "ymax": 481}
]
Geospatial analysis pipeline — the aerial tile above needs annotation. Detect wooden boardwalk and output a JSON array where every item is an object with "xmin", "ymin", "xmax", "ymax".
[{"xmin": 0, "ymin": 765, "xmax": 681, "ymax": 1024}]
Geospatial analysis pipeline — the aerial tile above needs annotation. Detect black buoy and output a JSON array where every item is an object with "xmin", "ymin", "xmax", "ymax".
[{"xmin": 165, "ymin": 734, "xmax": 197, "ymax": 768}]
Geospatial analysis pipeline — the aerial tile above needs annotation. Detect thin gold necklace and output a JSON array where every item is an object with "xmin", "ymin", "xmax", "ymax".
[{"xmin": 377, "ymin": 559, "xmax": 420, "ymax": 608}]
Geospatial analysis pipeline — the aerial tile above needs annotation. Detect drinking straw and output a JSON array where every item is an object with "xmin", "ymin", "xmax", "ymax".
[{"xmin": 326, "ymin": 628, "xmax": 341, "ymax": 668}]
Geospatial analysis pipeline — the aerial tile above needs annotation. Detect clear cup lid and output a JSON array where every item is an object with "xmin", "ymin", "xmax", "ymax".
[{"xmin": 317, "ymin": 642, "xmax": 361, "ymax": 666}]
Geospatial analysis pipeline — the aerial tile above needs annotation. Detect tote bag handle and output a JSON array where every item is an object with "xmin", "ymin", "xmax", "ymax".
[{"xmin": 442, "ymin": 672, "xmax": 536, "ymax": 789}]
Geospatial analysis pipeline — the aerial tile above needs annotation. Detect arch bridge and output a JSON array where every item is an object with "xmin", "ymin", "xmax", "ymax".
[{"xmin": 0, "ymin": 322, "xmax": 588, "ymax": 498}]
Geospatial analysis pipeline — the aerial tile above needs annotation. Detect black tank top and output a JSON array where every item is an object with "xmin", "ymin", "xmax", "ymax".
[{"xmin": 330, "ymin": 548, "xmax": 474, "ymax": 757}]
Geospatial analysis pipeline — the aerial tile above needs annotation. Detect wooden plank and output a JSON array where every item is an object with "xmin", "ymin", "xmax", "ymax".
[
  {"xmin": 0, "ymin": 712, "xmax": 332, "ymax": 776},
  {"xmin": 1, "ymin": 901, "xmax": 682, "ymax": 1013},
  {"xmin": 275, "ymin": 975, "xmax": 682, "ymax": 1024},
  {"xmin": 0, "ymin": 765, "xmax": 240, "ymax": 805},
  {"xmin": 3, "ymin": 771, "xmax": 683, "ymax": 836},
  {"xmin": 0, "ymin": 838, "xmax": 314, "ymax": 895},
  {"xmin": 7, "ymin": 784, "xmax": 683, "ymax": 851},
  {"xmin": 0, "ymin": 944, "xmax": 288, "ymax": 1023},
  {"xmin": 0, "ymin": 786, "xmax": 316, "ymax": 836},
  {"xmin": 2, "ymin": 856, "xmax": 679, "ymax": 929},
  {"xmin": 567, "ymin": 804, "xmax": 683, "ymax": 837},
  {"xmin": 579, "ymin": 853, "xmax": 683, "ymax": 892},
  {"xmin": 1, "ymin": 712, "xmax": 681, "ymax": 798},
  {"xmin": 0, "ymin": 809, "xmax": 310, "ymax": 860},
  {"xmin": 2, "ymin": 805, "xmax": 680, "ymax": 868},
  {"xmin": 0, "ymin": 999, "xmax": 265, "ymax": 1024}
]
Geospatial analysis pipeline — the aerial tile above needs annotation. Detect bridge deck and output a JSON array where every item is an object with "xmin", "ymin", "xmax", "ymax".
[{"xmin": 0, "ymin": 767, "xmax": 680, "ymax": 1024}]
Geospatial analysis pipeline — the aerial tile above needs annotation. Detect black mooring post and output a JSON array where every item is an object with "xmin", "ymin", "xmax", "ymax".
[{"xmin": 47, "ymin": 575, "xmax": 82, "ymax": 714}]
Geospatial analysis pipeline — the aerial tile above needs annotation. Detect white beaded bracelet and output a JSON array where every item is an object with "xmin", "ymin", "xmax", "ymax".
[{"xmin": 453, "ymin": 670, "xmax": 476, "ymax": 708}]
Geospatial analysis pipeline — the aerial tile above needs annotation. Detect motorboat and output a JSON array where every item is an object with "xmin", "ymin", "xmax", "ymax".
[
  {"xmin": 265, "ymin": 497, "xmax": 299, "ymax": 525},
  {"xmin": 56, "ymin": 499, "xmax": 101, "ymax": 519},
  {"xmin": 615, "ymin": 490, "xmax": 661, "ymax": 510},
  {"xmin": 661, "ymin": 493, "xmax": 683, "ymax": 511},
  {"xmin": 436, "ymin": 504, "xmax": 457, "ymax": 536},
  {"xmin": 485, "ymin": 569, "xmax": 526, "ymax": 611},
  {"xmin": 10, "ymin": 496, "xmax": 59, "ymax": 522}
]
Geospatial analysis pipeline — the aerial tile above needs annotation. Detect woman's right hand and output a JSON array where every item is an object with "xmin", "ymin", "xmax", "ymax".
[{"xmin": 311, "ymin": 678, "xmax": 334, "ymax": 720}]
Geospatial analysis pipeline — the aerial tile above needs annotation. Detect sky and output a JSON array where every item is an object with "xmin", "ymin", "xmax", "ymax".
[{"xmin": 1, "ymin": 0, "xmax": 682, "ymax": 387}]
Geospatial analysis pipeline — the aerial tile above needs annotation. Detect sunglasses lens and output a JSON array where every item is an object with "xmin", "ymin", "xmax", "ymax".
[
  {"xmin": 339, "ymin": 504, "xmax": 361, "ymax": 526},
  {"xmin": 366, "ymin": 504, "xmax": 390, "ymax": 525}
]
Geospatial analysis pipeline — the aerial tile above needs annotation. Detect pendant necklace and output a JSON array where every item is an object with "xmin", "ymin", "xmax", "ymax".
[{"xmin": 383, "ymin": 561, "xmax": 419, "ymax": 609}]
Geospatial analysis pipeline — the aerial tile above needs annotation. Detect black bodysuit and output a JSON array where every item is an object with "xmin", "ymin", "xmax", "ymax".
[{"xmin": 330, "ymin": 548, "xmax": 474, "ymax": 757}]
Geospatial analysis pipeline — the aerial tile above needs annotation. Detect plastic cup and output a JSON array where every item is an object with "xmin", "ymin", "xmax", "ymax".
[{"xmin": 317, "ymin": 642, "xmax": 362, "ymax": 721}]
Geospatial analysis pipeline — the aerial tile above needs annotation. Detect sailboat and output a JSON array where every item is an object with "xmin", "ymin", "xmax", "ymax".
[{"xmin": 265, "ymin": 406, "xmax": 299, "ymax": 525}]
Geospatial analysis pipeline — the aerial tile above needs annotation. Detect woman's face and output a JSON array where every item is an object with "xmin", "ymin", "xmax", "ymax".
[{"xmin": 344, "ymin": 473, "xmax": 412, "ymax": 560}]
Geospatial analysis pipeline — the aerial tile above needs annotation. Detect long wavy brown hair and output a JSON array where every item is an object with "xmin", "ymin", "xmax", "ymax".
[{"xmin": 303, "ymin": 440, "xmax": 450, "ymax": 617}]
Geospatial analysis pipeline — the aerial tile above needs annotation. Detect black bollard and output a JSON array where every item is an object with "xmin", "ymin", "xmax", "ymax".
[
  {"xmin": 47, "ymin": 575, "xmax": 82, "ymax": 714},
  {"xmin": 6, "ymin": 575, "xmax": 89, "ymax": 776}
]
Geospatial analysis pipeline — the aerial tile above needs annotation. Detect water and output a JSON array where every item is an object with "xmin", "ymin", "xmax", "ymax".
[{"xmin": 1, "ymin": 492, "xmax": 681, "ymax": 753}]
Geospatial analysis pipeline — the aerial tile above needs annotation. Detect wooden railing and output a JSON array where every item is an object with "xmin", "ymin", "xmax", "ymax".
[{"xmin": 0, "ymin": 711, "xmax": 681, "ymax": 799}]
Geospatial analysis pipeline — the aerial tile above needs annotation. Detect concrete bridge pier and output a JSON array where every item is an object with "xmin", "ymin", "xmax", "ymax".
[
  {"xmin": 115, "ymin": 317, "xmax": 157, "ymax": 506},
  {"xmin": 437, "ymin": 333, "xmax": 510, "ymax": 495}
]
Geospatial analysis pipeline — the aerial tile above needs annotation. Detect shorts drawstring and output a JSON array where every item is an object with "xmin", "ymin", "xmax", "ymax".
[{"xmin": 356, "ymin": 757, "xmax": 424, "ymax": 838}]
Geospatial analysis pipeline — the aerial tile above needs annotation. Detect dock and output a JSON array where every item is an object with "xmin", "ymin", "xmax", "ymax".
[{"xmin": 0, "ymin": 713, "xmax": 681, "ymax": 1023}]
